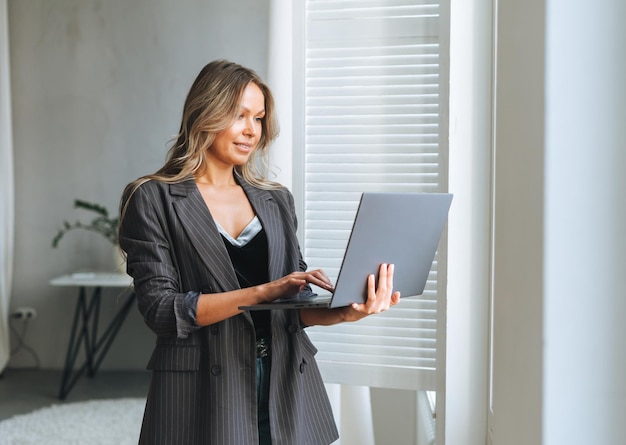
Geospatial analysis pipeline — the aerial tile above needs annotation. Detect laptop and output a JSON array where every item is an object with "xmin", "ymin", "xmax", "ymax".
[{"xmin": 239, "ymin": 192, "xmax": 453, "ymax": 310}]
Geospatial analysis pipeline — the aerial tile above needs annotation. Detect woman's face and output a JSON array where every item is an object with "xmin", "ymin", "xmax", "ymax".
[{"xmin": 208, "ymin": 82, "xmax": 265, "ymax": 168}]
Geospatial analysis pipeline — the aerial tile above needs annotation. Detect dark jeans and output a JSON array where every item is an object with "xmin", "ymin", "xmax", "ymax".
[{"xmin": 256, "ymin": 354, "xmax": 271, "ymax": 445}]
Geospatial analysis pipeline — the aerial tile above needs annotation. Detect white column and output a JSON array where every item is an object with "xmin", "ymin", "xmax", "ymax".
[
  {"xmin": 266, "ymin": 0, "xmax": 293, "ymax": 189},
  {"xmin": 446, "ymin": 0, "xmax": 493, "ymax": 443},
  {"xmin": 490, "ymin": 0, "xmax": 546, "ymax": 443},
  {"xmin": 0, "ymin": 0, "xmax": 15, "ymax": 373},
  {"xmin": 338, "ymin": 385, "xmax": 375, "ymax": 445},
  {"xmin": 544, "ymin": 1, "xmax": 626, "ymax": 444}
]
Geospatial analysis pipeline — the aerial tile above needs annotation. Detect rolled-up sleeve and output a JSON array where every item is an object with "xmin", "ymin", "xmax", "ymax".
[{"xmin": 119, "ymin": 182, "xmax": 202, "ymax": 339}]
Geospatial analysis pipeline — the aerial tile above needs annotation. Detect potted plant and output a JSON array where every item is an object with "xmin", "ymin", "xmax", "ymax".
[{"xmin": 52, "ymin": 199, "xmax": 124, "ymax": 273}]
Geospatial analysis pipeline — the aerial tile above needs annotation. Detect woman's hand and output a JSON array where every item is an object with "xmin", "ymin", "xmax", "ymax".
[
  {"xmin": 259, "ymin": 269, "xmax": 334, "ymax": 302},
  {"xmin": 196, "ymin": 269, "xmax": 333, "ymax": 326},
  {"xmin": 338, "ymin": 263, "xmax": 401, "ymax": 322},
  {"xmin": 300, "ymin": 263, "xmax": 400, "ymax": 327}
]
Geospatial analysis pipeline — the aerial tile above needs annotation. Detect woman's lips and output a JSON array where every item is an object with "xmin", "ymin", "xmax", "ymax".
[{"xmin": 234, "ymin": 142, "xmax": 252, "ymax": 152}]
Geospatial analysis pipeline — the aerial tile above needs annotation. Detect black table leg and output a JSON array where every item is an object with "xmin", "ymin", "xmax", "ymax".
[{"xmin": 58, "ymin": 286, "xmax": 135, "ymax": 399}]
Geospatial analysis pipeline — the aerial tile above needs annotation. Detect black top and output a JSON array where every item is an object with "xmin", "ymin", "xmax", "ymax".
[{"xmin": 221, "ymin": 229, "xmax": 271, "ymax": 339}]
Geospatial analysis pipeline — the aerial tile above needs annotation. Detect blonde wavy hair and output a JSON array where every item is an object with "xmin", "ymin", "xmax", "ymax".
[{"xmin": 123, "ymin": 60, "xmax": 280, "ymax": 204}]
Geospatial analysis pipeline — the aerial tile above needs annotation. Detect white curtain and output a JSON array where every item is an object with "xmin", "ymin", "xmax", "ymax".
[
  {"xmin": 267, "ymin": 1, "xmax": 375, "ymax": 443},
  {"xmin": 0, "ymin": 0, "xmax": 15, "ymax": 373}
]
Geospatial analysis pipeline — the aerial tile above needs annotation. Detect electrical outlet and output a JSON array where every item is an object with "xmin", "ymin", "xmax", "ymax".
[{"xmin": 11, "ymin": 306, "xmax": 37, "ymax": 320}]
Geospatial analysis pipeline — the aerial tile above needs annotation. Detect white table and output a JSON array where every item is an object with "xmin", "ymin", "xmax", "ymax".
[{"xmin": 50, "ymin": 272, "xmax": 134, "ymax": 399}]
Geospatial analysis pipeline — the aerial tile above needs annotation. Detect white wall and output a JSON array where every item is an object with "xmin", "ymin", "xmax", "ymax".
[
  {"xmin": 543, "ymin": 1, "xmax": 626, "ymax": 444},
  {"xmin": 490, "ymin": 0, "xmax": 626, "ymax": 444},
  {"xmin": 8, "ymin": 0, "xmax": 269, "ymax": 369}
]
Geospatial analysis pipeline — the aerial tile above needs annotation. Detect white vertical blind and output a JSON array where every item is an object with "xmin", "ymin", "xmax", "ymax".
[{"xmin": 297, "ymin": 0, "xmax": 448, "ymax": 390}]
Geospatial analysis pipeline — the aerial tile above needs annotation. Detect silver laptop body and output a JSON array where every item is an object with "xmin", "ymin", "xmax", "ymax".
[{"xmin": 239, "ymin": 192, "xmax": 453, "ymax": 310}]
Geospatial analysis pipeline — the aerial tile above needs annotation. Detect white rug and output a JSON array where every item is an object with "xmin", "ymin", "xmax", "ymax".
[{"xmin": 0, "ymin": 398, "xmax": 146, "ymax": 445}]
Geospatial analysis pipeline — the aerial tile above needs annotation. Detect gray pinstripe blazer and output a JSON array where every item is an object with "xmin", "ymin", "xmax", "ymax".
[{"xmin": 119, "ymin": 177, "xmax": 339, "ymax": 445}]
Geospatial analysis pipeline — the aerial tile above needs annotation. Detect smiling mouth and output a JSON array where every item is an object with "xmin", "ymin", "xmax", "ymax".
[{"xmin": 234, "ymin": 143, "xmax": 252, "ymax": 151}]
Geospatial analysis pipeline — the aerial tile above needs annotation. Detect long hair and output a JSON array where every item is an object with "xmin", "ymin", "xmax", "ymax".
[{"xmin": 120, "ymin": 60, "xmax": 281, "ymax": 221}]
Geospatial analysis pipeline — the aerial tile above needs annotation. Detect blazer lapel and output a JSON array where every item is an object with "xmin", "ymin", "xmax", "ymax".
[
  {"xmin": 170, "ymin": 180, "xmax": 240, "ymax": 292},
  {"xmin": 239, "ymin": 179, "xmax": 286, "ymax": 282}
]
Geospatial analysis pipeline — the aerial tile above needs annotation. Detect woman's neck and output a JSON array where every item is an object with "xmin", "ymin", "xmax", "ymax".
[{"xmin": 195, "ymin": 165, "xmax": 237, "ymax": 187}]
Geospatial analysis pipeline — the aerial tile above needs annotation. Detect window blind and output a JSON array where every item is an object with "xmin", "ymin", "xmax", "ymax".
[{"xmin": 297, "ymin": 0, "xmax": 448, "ymax": 390}]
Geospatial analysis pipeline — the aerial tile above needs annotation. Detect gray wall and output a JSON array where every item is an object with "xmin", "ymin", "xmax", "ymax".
[{"xmin": 8, "ymin": 0, "xmax": 269, "ymax": 369}]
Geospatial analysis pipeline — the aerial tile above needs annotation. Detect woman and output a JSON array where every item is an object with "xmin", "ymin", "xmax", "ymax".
[{"xmin": 119, "ymin": 59, "xmax": 400, "ymax": 445}]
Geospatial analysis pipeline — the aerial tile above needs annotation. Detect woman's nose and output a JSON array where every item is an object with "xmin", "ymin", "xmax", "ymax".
[{"xmin": 243, "ymin": 117, "xmax": 258, "ymax": 137}]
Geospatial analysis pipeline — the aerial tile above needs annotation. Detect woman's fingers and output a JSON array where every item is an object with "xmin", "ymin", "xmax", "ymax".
[
  {"xmin": 306, "ymin": 269, "xmax": 334, "ymax": 291},
  {"xmin": 290, "ymin": 269, "xmax": 334, "ymax": 293},
  {"xmin": 385, "ymin": 263, "xmax": 394, "ymax": 295},
  {"xmin": 264, "ymin": 269, "xmax": 335, "ymax": 302},
  {"xmin": 338, "ymin": 263, "xmax": 401, "ymax": 322},
  {"xmin": 367, "ymin": 263, "xmax": 399, "ymax": 312},
  {"xmin": 367, "ymin": 272, "xmax": 377, "ymax": 301}
]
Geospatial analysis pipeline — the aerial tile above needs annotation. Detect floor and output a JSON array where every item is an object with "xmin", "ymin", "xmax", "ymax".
[{"xmin": 0, "ymin": 367, "xmax": 151, "ymax": 421}]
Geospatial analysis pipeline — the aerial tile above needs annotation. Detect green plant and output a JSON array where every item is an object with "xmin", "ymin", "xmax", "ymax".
[{"xmin": 52, "ymin": 199, "xmax": 119, "ymax": 248}]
